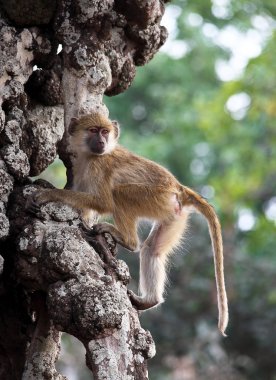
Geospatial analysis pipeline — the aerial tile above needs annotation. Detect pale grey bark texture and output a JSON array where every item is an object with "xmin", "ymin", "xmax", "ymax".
[{"xmin": 0, "ymin": 1, "xmax": 168, "ymax": 379}]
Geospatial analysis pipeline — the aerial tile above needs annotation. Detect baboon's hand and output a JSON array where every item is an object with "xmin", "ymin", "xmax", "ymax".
[
  {"xmin": 82, "ymin": 223, "xmax": 117, "ymax": 248},
  {"xmin": 92, "ymin": 222, "xmax": 115, "ymax": 235},
  {"xmin": 26, "ymin": 193, "xmax": 38, "ymax": 215},
  {"xmin": 81, "ymin": 223, "xmax": 98, "ymax": 240},
  {"xmin": 94, "ymin": 223, "xmax": 129, "ymax": 247},
  {"xmin": 81, "ymin": 223, "xmax": 118, "ymax": 261},
  {"xmin": 26, "ymin": 191, "xmax": 49, "ymax": 215}
]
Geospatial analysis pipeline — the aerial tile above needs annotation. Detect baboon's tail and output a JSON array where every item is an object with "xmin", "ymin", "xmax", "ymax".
[{"xmin": 181, "ymin": 186, "xmax": 229, "ymax": 336}]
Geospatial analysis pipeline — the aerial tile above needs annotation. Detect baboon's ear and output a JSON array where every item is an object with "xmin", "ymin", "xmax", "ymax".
[
  {"xmin": 68, "ymin": 117, "xmax": 79, "ymax": 135},
  {"xmin": 112, "ymin": 120, "xmax": 120, "ymax": 139}
]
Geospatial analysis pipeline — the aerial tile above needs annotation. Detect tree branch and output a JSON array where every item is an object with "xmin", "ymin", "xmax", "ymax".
[{"xmin": 0, "ymin": 1, "xmax": 169, "ymax": 378}]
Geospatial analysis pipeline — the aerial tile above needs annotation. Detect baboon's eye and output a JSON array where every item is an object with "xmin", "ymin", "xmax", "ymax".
[
  {"xmin": 88, "ymin": 128, "xmax": 98, "ymax": 133},
  {"xmin": 101, "ymin": 129, "xmax": 109, "ymax": 136}
]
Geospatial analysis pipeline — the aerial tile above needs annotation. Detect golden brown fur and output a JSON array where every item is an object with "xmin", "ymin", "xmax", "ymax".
[{"xmin": 32, "ymin": 113, "xmax": 228, "ymax": 336}]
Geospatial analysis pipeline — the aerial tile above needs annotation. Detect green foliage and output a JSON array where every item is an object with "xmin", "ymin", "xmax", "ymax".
[
  {"xmin": 38, "ymin": 157, "xmax": 66, "ymax": 189},
  {"xmin": 106, "ymin": 2, "xmax": 276, "ymax": 378}
]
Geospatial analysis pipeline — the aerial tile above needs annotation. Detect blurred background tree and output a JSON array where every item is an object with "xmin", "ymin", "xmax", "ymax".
[{"xmin": 40, "ymin": 0, "xmax": 276, "ymax": 378}]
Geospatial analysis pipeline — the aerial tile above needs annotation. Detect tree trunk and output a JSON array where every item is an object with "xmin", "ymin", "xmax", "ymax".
[{"xmin": 0, "ymin": 1, "xmax": 168, "ymax": 378}]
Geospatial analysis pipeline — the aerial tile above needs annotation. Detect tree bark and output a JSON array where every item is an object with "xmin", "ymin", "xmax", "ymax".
[{"xmin": 0, "ymin": 1, "xmax": 168, "ymax": 378}]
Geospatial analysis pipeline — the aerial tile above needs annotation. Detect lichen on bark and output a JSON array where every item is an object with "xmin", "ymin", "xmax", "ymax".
[{"xmin": 0, "ymin": 1, "xmax": 169, "ymax": 379}]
